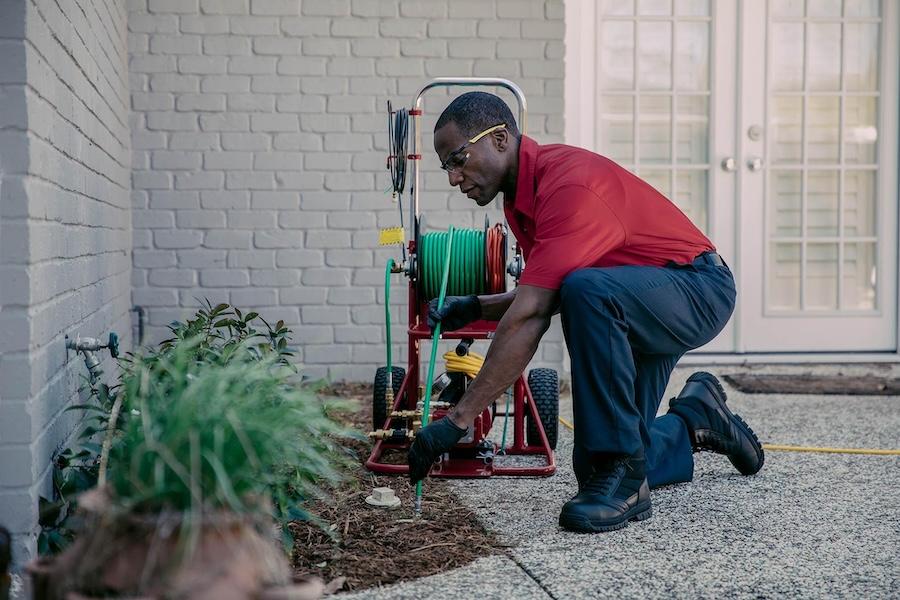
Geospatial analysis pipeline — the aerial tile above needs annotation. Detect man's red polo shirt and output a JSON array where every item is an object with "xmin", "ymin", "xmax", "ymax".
[{"xmin": 504, "ymin": 136, "xmax": 715, "ymax": 290}]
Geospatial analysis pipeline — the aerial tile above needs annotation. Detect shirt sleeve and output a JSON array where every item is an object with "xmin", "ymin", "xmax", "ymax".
[{"xmin": 519, "ymin": 184, "xmax": 627, "ymax": 290}]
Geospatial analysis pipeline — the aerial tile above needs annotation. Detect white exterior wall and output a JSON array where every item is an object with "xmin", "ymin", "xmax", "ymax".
[
  {"xmin": 0, "ymin": 0, "xmax": 132, "ymax": 567},
  {"xmin": 127, "ymin": 0, "xmax": 567, "ymax": 382}
]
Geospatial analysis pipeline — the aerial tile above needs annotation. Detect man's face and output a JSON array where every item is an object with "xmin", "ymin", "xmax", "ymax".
[{"xmin": 434, "ymin": 121, "xmax": 509, "ymax": 207}]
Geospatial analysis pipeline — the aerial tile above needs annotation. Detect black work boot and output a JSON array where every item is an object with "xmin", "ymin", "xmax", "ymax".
[
  {"xmin": 668, "ymin": 371, "xmax": 764, "ymax": 475},
  {"xmin": 559, "ymin": 455, "xmax": 652, "ymax": 533}
]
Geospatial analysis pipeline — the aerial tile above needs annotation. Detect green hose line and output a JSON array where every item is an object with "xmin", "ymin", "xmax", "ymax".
[
  {"xmin": 385, "ymin": 258, "xmax": 394, "ymax": 375},
  {"xmin": 416, "ymin": 225, "xmax": 455, "ymax": 513},
  {"xmin": 420, "ymin": 228, "xmax": 485, "ymax": 300}
]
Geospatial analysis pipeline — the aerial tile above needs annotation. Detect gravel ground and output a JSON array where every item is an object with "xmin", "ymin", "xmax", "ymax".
[{"xmin": 343, "ymin": 364, "xmax": 900, "ymax": 599}]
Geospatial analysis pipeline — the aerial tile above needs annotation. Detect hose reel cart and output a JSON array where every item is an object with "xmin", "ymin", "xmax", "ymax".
[{"xmin": 366, "ymin": 77, "xmax": 558, "ymax": 478}]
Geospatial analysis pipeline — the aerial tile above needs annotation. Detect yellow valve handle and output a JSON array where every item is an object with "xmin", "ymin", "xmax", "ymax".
[{"xmin": 379, "ymin": 227, "xmax": 405, "ymax": 246}]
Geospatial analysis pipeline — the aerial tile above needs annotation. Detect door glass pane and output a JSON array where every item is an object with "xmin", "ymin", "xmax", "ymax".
[
  {"xmin": 601, "ymin": 21, "xmax": 635, "ymax": 90},
  {"xmin": 844, "ymin": 0, "xmax": 880, "ymax": 18},
  {"xmin": 675, "ymin": 21, "xmax": 709, "ymax": 91},
  {"xmin": 638, "ymin": 22, "xmax": 672, "ymax": 90},
  {"xmin": 675, "ymin": 0, "xmax": 709, "ymax": 16},
  {"xmin": 844, "ymin": 24, "xmax": 879, "ymax": 91},
  {"xmin": 770, "ymin": 171, "xmax": 802, "ymax": 237},
  {"xmin": 843, "ymin": 96, "xmax": 878, "ymax": 164},
  {"xmin": 639, "ymin": 0, "xmax": 672, "ymax": 16},
  {"xmin": 675, "ymin": 95, "xmax": 708, "ymax": 163},
  {"xmin": 771, "ymin": 23, "xmax": 804, "ymax": 91},
  {"xmin": 640, "ymin": 170, "xmax": 671, "ymax": 197},
  {"xmin": 638, "ymin": 95, "xmax": 671, "ymax": 163},
  {"xmin": 806, "ymin": 243, "xmax": 839, "ymax": 309},
  {"xmin": 807, "ymin": 171, "xmax": 839, "ymax": 237},
  {"xmin": 843, "ymin": 170, "xmax": 876, "ymax": 236},
  {"xmin": 771, "ymin": 96, "xmax": 803, "ymax": 163},
  {"xmin": 602, "ymin": 0, "xmax": 635, "ymax": 16},
  {"xmin": 769, "ymin": 243, "xmax": 801, "ymax": 310},
  {"xmin": 675, "ymin": 170, "xmax": 708, "ymax": 231},
  {"xmin": 772, "ymin": 0, "xmax": 804, "ymax": 17},
  {"xmin": 807, "ymin": 0, "xmax": 841, "ymax": 17},
  {"xmin": 599, "ymin": 95, "xmax": 635, "ymax": 162},
  {"xmin": 842, "ymin": 242, "xmax": 876, "ymax": 310},
  {"xmin": 806, "ymin": 96, "xmax": 840, "ymax": 163},
  {"xmin": 807, "ymin": 24, "xmax": 841, "ymax": 91}
]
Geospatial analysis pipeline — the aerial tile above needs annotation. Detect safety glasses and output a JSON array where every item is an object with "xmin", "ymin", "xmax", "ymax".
[{"xmin": 439, "ymin": 123, "xmax": 507, "ymax": 174}]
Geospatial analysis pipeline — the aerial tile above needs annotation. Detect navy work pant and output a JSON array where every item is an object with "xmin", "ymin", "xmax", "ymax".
[{"xmin": 560, "ymin": 257, "xmax": 736, "ymax": 488}]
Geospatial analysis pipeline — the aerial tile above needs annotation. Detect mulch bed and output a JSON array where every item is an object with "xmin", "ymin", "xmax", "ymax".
[
  {"xmin": 723, "ymin": 374, "xmax": 900, "ymax": 395},
  {"xmin": 290, "ymin": 383, "xmax": 503, "ymax": 594}
]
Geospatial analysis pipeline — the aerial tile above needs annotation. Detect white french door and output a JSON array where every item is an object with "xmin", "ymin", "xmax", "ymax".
[{"xmin": 565, "ymin": 0, "xmax": 898, "ymax": 353}]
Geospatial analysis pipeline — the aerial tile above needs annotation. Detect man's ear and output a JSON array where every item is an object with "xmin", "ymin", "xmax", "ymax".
[{"xmin": 493, "ymin": 129, "xmax": 510, "ymax": 152}]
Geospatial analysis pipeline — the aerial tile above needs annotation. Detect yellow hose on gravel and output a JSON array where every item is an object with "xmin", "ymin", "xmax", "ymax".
[{"xmin": 556, "ymin": 417, "xmax": 900, "ymax": 456}]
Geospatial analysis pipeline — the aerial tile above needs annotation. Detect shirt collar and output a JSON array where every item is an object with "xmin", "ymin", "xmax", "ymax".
[{"xmin": 508, "ymin": 135, "xmax": 538, "ymax": 219}]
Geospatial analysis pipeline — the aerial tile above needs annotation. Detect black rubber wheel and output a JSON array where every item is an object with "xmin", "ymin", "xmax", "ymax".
[
  {"xmin": 373, "ymin": 366, "xmax": 405, "ymax": 430},
  {"xmin": 526, "ymin": 368, "xmax": 559, "ymax": 450}
]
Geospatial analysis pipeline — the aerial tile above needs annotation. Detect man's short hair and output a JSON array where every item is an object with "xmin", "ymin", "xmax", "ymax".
[{"xmin": 434, "ymin": 92, "xmax": 521, "ymax": 139}]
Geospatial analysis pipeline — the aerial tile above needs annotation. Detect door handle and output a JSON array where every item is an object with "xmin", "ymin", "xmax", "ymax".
[
  {"xmin": 747, "ymin": 157, "xmax": 764, "ymax": 172},
  {"xmin": 721, "ymin": 157, "xmax": 736, "ymax": 172}
]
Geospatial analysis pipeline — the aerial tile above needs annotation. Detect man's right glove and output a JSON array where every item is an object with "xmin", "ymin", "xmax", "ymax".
[
  {"xmin": 407, "ymin": 416, "xmax": 468, "ymax": 483},
  {"xmin": 427, "ymin": 295, "xmax": 481, "ymax": 332}
]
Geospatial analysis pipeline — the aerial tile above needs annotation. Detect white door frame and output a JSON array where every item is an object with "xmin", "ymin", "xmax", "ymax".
[{"xmin": 564, "ymin": 0, "xmax": 900, "ymax": 360}]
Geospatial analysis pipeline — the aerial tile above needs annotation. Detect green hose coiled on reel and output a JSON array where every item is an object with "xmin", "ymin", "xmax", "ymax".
[{"xmin": 419, "ymin": 229, "xmax": 485, "ymax": 300}]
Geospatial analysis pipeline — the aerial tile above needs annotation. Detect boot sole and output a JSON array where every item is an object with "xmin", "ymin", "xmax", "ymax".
[
  {"xmin": 558, "ymin": 502, "xmax": 653, "ymax": 533},
  {"xmin": 688, "ymin": 372, "xmax": 765, "ymax": 475}
]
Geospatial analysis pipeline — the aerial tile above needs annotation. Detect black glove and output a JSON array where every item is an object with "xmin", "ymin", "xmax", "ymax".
[
  {"xmin": 427, "ymin": 295, "xmax": 481, "ymax": 332},
  {"xmin": 407, "ymin": 416, "xmax": 468, "ymax": 483}
]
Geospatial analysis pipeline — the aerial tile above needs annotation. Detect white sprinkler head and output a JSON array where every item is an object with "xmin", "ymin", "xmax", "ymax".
[{"xmin": 365, "ymin": 486, "xmax": 401, "ymax": 508}]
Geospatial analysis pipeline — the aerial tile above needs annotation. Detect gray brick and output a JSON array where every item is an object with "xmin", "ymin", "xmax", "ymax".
[
  {"xmin": 201, "ymin": 191, "xmax": 250, "ymax": 209},
  {"xmin": 277, "ymin": 56, "xmax": 326, "ymax": 76},
  {"xmin": 253, "ymin": 37, "xmax": 301, "ymax": 55},
  {"xmin": 178, "ymin": 56, "xmax": 228, "ymax": 74},
  {"xmin": 133, "ymin": 93, "xmax": 175, "ymax": 111},
  {"xmin": 227, "ymin": 211, "xmax": 277, "ymax": 229},
  {"xmin": 203, "ymin": 35, "xmax": 251, "ymax": 56},
  {"xmin": 226, "ymin": 172, "xmax": 275, "ymax": 189},
  {"xmin": 254, "ymin": 231, "xmax": 303, "ymax": 248},
  {"xmin": 351, "ymin": 38, "xmax": 399, "ymax": 58},
  {"xmin": 133, "ymin": 171, "xmax": 172, "ymax": 189},
  {"xmin": 427, "ymin": 19, "xmax": 476, "ymax": 37},
  {"xmin": 303, "ymin": 344, "xmax": 350, "ymax": 364},
  {"xmin": 326, "ymin": 248, "xmax": 373, "ymax": 267},
  {"xmin": 379, "ymin": 18, "xmax": 425, "ymax": 38},
  {"xmin": 150, "ymin": 73, "xmax": 200, "ymax": 92},
  {"xmin": 279, "ymin": 210, "xmax": 326, "ymax": 229},
  {"xmin": 522, "ymin": 20, "xmax": 565, "ymax": 39},
  {"xmin": 154, "ymin": 229, "xmax": 203, "ymax": 248},
  {"xmin": 204, "ymin": 150, "xmax": 253, "ymax": 169},
  {"xmin": 170, "ymin": 132, "xmax": 220, "ymax": 149},
  {"xmin": 291, "ymin": 324, "xmax": 333, "ymax": 343},
  {"xmin": 130, "ymin": 13, "xmax": 179, "ymax": 33},
  {"xmin": 200, "ymin": 269, "xmax": 249, "ymax": 286},
  {"xmin": 200, "ymin": 0, "xmax": 249, "ymax": 14},
  {"xmin": 251, "ymin": 0, "xmax": 299, "ymax": 15},
  {"xmin": 330, "ymin": 18, "xmax": 378, "ymax": 37},
  {"xmin": 329, "ymin": 286, "xmax": 375, "ymax": 305},
  {"xmin": 150, "ymin": 34, "xmax": 201, "ymax": 54},
  {"xmin": 302, "ymin": 0, "xmax": 350, "ymax": 16},
  {"xmin": 152, "ymin": 150, "xmax": 202, "ymax": 169},
  {"xmin": 251, "ymin": 190, "xmax": 299, "ymax": 208},
  {"xmin": 250, "ymin": 269, "xmax": 299, "ymax": 286},
  {"xmin": 254, "ymin": 152, "xmax": 303, "ymax": 170},
  {"xmin": 227, "ymin": 93, "xmax": 276, "ymax": 111},
  {"xmin": 180, "ymin": 15, "xmax": 230, "ymax": 33},
  {"xmin": 280, "ymin": 16, "xmax": 330, "ymax": 36},
  {"xmin": 272, "ymin": 133, "xmax": 321, "ymax": 151},
  {"xmin": 401, "ymin": 39, "xmax": 447, "ymax": 58},
  {"xmin": 522, "ymin": 59, "xmax": 564, "ymax": 78},
  {"xmin": 229, "ymin": 16, "xmax": 278, "ymax": 35},
  {"xmin": 334, "ymin": 325, "xmax": 381, "ymax": 343},
  {"xmin": 176, "ymin": 209, "xmax": 226, "ymax": 228},
  {"xmin": 498, "ymin": 40, "xmax": 545, "ymax": 59},
  {"xmin": 327, "ymin": 57, "xmax": 374, "ymax": 76},
  {"xmin": 175, "ymin": 93, "xmax": 226, "ymax": 111},
  {"xmin": 275, "ymin": 94, "xmax": 325, "ymax": 113},
  {"xmin": 251, "ymin": 75, "xmax": 299, "ymax": 92},
  {"xmin": 221, "ymin": 132, "xmax": 269, "ymax": 150},
  {"xmin": 205, "ymin": 230, "xmax": 252, "ymax": 248},
  {"xmin": 148, "ymin": 269, "xmax": 197, "ymax": 287},
  {"xmin": 250, "ymin": 113, "xmax": 298, "ymax": 132},
  {"xmin": 134, "ymin": 209, "xmax": 175, "ymax": 228},
  {"xmin": 305, "ymin": 152, "xmax": 351, "ymax": 171},
  {"xmin": 301, "ymin": 306, "xmax": 349, "ymax": 324},
  {"xmin": 498, "ymin": 0, "xmax": 543, "ymax": 18},
  {"xmin": 325, "ymin": 172, "xmax": 373, "ymax": 191},
  {"xmin": 150, "ymin": 0, "xmax": 199, "ymax": 12},
  {"xmin": 449, "ymin": 39, "xmax": 495, "ymax": 58},
  {"xmin": 229, "ymin": 55, "xmax": 277, "ymax": 75},
  {"xmin": 230, "ymin": 287, "xmax": 278, "ymax": 306},
  {"xmin": 276, "ymin": 249, "xmax": 324, "ymax": 267},
  {"xmin": 134, "ymin": 249, "xmax": 177, "ymax": 268},
  {"xmin": 150, "ymin": 190, "xmax": 201, "ymax": 208},
  {"xmin": 350, "ymin": 0, "xmax": 397, "ymax": 17},
  {"xmin": 477, "ymin": 19, "xmax": 521, "ymax": 38},
  {"xmin": 303, "ymin": 38, "xmax": 350, "ymax": 57},
  {"xmin": 131, "ymin": 55, "xmax": 176, "ymax": 73},
  {"xmin": 200, "ymin": 113, "xmax": 250, "ymax": 131},
  {"xmin": 400, "ymin": 0, "xmax": 446, "ymax": 17},
  {"xmin": 201, "ymin": 75, "xmax": 251, "ymax": 92},
  {"xmin": 325, "ymin": 96, "xmax": 373, "ymax": 114},
  {"xmin": 300, "ymin": 114, "xmax": 350, "ymax": 132}
]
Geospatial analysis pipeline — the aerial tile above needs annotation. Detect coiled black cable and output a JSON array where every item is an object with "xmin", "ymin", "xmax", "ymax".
[{"xmin": 387, "ymin": 101, "xmax": 409, "ymax": 205}]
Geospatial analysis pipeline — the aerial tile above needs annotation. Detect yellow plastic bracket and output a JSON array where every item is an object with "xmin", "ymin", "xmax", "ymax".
[{"xmin": 379, "ymin": 227, "xmax": 405, "ymax": 246}]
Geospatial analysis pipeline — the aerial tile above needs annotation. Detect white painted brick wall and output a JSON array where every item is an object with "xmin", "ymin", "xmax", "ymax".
[
  {"xmin": 0, "ymin": 0, "xmax": 132, "ymax": 567},
  {"xmin": 128, "ymin": 0, "xmax": 565, "ymax": 383}
]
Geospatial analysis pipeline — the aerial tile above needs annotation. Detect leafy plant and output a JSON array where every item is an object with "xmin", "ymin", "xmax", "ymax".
[
  {"xmin": 39, "ymin": 302, "xmax": 353, "ymax": 554},
  {"xmin": 107, "ymin": 336, "xmax": 352, "ymax": 528}
]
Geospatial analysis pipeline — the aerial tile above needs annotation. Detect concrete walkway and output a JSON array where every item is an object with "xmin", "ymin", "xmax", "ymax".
[{"xmin": 344, "ymin": 365, "xmax": 900, "ymax": 599}]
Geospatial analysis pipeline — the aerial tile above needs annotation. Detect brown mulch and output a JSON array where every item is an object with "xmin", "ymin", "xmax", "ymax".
[
  {"xmin": 723, "ymin": 374, "xmax": 900, "ymax": 396},
  {"xmin": 290, "ymin": 383, "xmax": 503, "ymax": 594}
]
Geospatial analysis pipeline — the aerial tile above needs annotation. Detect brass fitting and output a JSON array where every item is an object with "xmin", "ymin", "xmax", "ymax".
[
  {"xmin": 390, "ymin": 409, "xmax": 422, "ymax": 419},
  {"xmin": 368, "ymin": 428, "xmax": 416, "ymax": 441}
]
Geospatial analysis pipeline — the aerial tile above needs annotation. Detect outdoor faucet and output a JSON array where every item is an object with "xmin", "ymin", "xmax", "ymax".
[{"xmin": 65, "ymin": 332, "xmax": 119, "ymax": 384}]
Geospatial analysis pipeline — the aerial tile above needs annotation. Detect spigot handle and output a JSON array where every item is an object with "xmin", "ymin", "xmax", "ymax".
[{"xmin": 107, "ymin": 332, "xmax": 119, "ymax": 358}]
